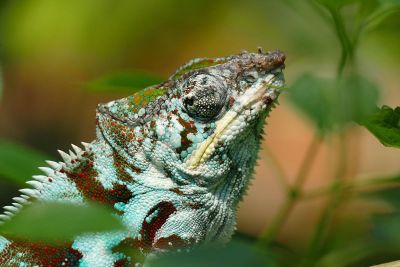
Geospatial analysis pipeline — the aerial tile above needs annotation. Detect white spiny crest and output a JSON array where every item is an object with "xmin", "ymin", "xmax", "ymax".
[
  {"xmin": 3, "ymin": 211, "xmax": 13, "ymax": 217},
  {"xmin": 12, "ymin": 197, "xmax": 29, "ymax": 205},
  {"xmin": 68, "ymin": 150, "xmax": 76, "ymax": 159},
  {"xmin": 0, "ymin": 214, "xmax": 10, "ymax": 221},
  {"xmin": 38, "ymin": 167, "xmax": 54, "ymax": 177},
  {"xmin": 58, "ymin": 149, "xmax": 71, "ymax": 163},
  {"xmin": 0, "ymin": 178, "xmax": 41, "ymax": 222},
  {"xmin": 81, "ymin": 141, "xmax": 90, "ymax": 151},
  {"xmin": 26, "ymin": 180, "xmax": 43, "ymax": 190},
  {"xmin": 3, "ymin": 206, "xmax": 18, "ymax": 213},
  {"xmin": 12, "ymin": 203, "xmax": 23, "ymax": 209},
  {"xmin": 46, "ymin": 160, "xmax": 62, "ymax": 170},
  {"xmin": 33, "ymin": 175, "xmax": 47, "ymax": 183},
  {"xmin": 0, "ymin": 145, "xmax": 87, "ymax": 224},
  {"xmin": 19, "ymin": 188, "xmax": 38, "ymax": 198},
  {"xmin": 71, "ymin": 143, "xmax": 83, "ymax": 155}
]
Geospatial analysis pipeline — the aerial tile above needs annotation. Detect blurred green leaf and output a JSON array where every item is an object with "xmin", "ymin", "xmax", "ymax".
[
  {"xmin": 288, "ymin": 74, "xmax": 335, "ymax": 133},
  {"xmin": 337, "ymin": 75, "xmax": 380, "ymax": 124},
  {"xmin": 0, "ymin": 140, "xmax": 49, "ymax": 185},
  {"xmin": 364, "ymin": 0, "xmax": 400, "ymax": 31},
  {"xmin": 359, "ymin": 106, "xmax": 400, "ymax": 148},
  {"xmin": 372, "ymin": 213, "xmax": 400, "ymax": 246},
  {"xmin": 364, "ymin": 186, "xmax": 400, "ymax": 209},
  {"xmin": 85, "ymin": 71, "xmax": 164, "ymax": 93},
  {"xmin": 315, "ymin": 0, "xmax": 361, "ymax": 9},
  {"xmin": 378, "ymin": 0, "xmax": 400, "ymax": 8},
  {"xmin": 0, "ymin": 202, "xmax": 125, "ymax": 243},
  {"xmin": 148, "ymin": 239, "xmax": 276, "ymax": 267},
  {"xmin": 288, "ymin": 74, "xmax": 379, "ymax": 134},
  {"xmin": 317, "ymin": 241, "xmax": 374, "ymax": 267}
]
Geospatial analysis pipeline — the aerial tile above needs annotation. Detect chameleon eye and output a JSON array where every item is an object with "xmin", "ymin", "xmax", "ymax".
[
  {"xmin": 183, "ymin": 96, "xmax": 194, "ymax": 107},
  {"xmin": 244, "ymin": 74, "xmax": 257, "ymax": 83},
  {"xmin": 183, "ymin": 74, "xmax": 228, "ymax": 121}
]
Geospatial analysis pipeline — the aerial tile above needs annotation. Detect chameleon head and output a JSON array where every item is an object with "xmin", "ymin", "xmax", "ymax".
[
  {"xmin": 180, "ymin": 50, "xmax": 285, "ymax": 171},
  {"xmin": 97, "ymin": 49, "xmax": 285, "ymax": 192}
]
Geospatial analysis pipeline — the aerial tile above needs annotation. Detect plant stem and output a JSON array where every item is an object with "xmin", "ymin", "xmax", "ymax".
[
  {"xmin": 263, "ymin": 146, "xmax": 290, "ymax": 191},
  {"xmin": 327, "ymin": 6, "xmax": 353, "ymax": 77},
  {"xmin": 294, "ymin": 135, "xmax": 322, "ymax": 188},
  {"xmin": 257, "ymin": 135, "xmax": 322, "ymax": 247},
  {"xmin": 257, "ymin": 195, "xmax": 296, "ymax": 248},
  {"xmin": 303, "ymin": 133, "xmax": 348, "ymax": 264}
]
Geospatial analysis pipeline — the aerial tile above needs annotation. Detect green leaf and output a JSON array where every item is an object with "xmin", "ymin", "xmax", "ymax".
[
  {"xmin": 372, "ymin": 213, "xmax": 400, "ymax": 246},
  {"xmin": 85, "ymin": 71, "xmax": 164, "ymax": 93},
  {"xmin": 288, "ymin": 74, "xmax": 379, "ymax": 134},
  {"xmin": 316, "ymin": 241, "xmax": 374, "ymax": 267},
  {"xmin": 0, "ymin": 202, "xmax": 125, "ymax": 243},
  {"xmin": 364, "ymin": 0, "xmax": 400, "ymax": 31},
  {"xmin": 336, "ymin": 75, "xmax": 380, "ymax": 125},
  {"xmin": 148, "ymin": 239, "xmax": 276, "ymax": 267},
  {"xmin": 0, "ymin": 140, "xmax": 49, "ymax": 185},
  {"xmin": 378, "ymin": 0, "xmax": 400, "ymax": 7},
  {"xmin": 364, "ymin": 186, "xmax": 400, "ymax": 209},
  {"xmin": 288, "ymin": 74, "xmax": 335, "ymax": 133},
  {"xmin": 316, "ymin": 0, "xmax": 360, "ymax": 9},
  {"xmin": 359, "ymin": 106, "xmax": 400, "ymax": 148}
]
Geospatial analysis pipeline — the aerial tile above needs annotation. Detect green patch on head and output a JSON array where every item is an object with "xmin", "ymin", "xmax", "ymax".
[
  {"xmin": 127, "ymin": 86, "xmax": 168, "ymax": 113},
  {"xmin": 170, "ymin": 58, "xmax": 229, "ymax": 80}
]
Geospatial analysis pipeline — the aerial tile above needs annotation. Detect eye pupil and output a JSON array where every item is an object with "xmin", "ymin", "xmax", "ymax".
[
  {"xmin": 184, "ymin": 97, "xmax": 194, "ymax": 106},
  {"xmin": 245, "ymin": 75, "xmax": 257, "ymax": 83}
]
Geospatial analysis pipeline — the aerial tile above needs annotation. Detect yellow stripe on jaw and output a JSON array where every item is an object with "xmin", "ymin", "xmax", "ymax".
[{"xmin": 185, "ymin": 74, "xmax": 276, "ymax": 170}]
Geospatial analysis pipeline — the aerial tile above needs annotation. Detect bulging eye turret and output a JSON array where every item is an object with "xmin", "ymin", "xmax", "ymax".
[{"xmin": 182, "ymin": 73, "xmax": 228, "ymax": 121}]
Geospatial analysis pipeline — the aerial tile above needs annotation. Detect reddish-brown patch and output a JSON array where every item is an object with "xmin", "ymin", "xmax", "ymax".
[
  {"xmin": 169, "ymin": 188, "xmax": 184, "ymax": 195},
  {"xmin": 140, "ymin": 202, "xmax": 177, "ymax": 249},
  {"xmin": 65, "ymin": 153, "xmax": 132, "ymax": 206},
  {"xmin": 229, "ymin": 96, "xmax": 236, "ymax": 108},
  {"xmin": 104, "ymin": 119, "xmax": 136, "ymax": 149},
  {"xmin": 0, "ymin": 240, "xmax": 82, "ymax": 267},
  {"xmin": 113, "ymin": 153, "xmax": 140, "ymax": 182},
  {"xmin": 176, "ymin": 117, "xmax": 197, "ymax": 154},
  {"xmin": 114, "ymin": 258, "xmax": 130, "ymax": 267},
  {"xmin": 187, "ymin": 202, "xmax": 202, "ymax": 210},
  {"xmin": 154, "ymin": 234, "xmax": 190, "ymax": 250}
]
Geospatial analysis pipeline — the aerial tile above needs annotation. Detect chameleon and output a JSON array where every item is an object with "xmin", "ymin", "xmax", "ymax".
[{"xmin": 0, "ymin": 48, "xmax": 285, "ymax": 267}]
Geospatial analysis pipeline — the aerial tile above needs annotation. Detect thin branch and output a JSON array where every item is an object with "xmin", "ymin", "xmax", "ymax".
[
  {"xmin": 257, "ymin": 134, "xmax": 322, "ymax": 247},
  {"xmin": 294, "ymin": 135, "xmax": 323, "ymax": 188},
  {"xmin": 263, "ymin": 146, "xmax": 290, "ymax": 191}
]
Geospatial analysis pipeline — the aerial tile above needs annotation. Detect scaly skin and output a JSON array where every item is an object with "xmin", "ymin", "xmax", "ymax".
[{"xmin": 0, "ymin": 49, "xmax": 285, "ymax": 267}]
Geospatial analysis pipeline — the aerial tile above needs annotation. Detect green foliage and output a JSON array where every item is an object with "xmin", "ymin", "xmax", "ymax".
[
  {"xmin": 85, "ymin": 71, "xmax": 164, "ymax": 93},
  {"xmin": 360, "ymin": 106, "xmax": 400, "ymax": 148},
  {"xmin": 289, "ymin": 74, "xmax": 379, "ymax": 135},
  {"xmin": 148, "ymin": 239, "xmax": 276, "ymax": 267},
  {"xmin": 0, "ymin": 140, "xmax": 49, "ymax": 185},
  {"xmin": 0, "ymin": 202, "xmax": 125, "ymax": 243},
  {"xmin": 288, "ymin": 74, "xmax": 334, "ymax": 133},
  {"xmin": 316, "ymin": 0, "xmax": 358, "ymax": 9},
  {"xmin": 372, "ymin": 213, "xmax": 400, "ymax": 246}
]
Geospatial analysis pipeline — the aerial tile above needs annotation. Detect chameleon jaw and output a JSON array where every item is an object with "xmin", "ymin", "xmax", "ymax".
[{"xmin": 185, "ymin": 73, "xmax": 282, "ymax": 170}]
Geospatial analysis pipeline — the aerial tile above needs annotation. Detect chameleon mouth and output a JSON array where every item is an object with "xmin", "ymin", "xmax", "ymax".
[{"xmin": 185, "ymin": 72, "xmax": 284, "ymax": 170}]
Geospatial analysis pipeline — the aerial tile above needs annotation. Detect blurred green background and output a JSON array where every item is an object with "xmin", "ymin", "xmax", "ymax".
[{"xmin": 0, "ymin": 0, "xmax": 400, "ymax": 266}]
